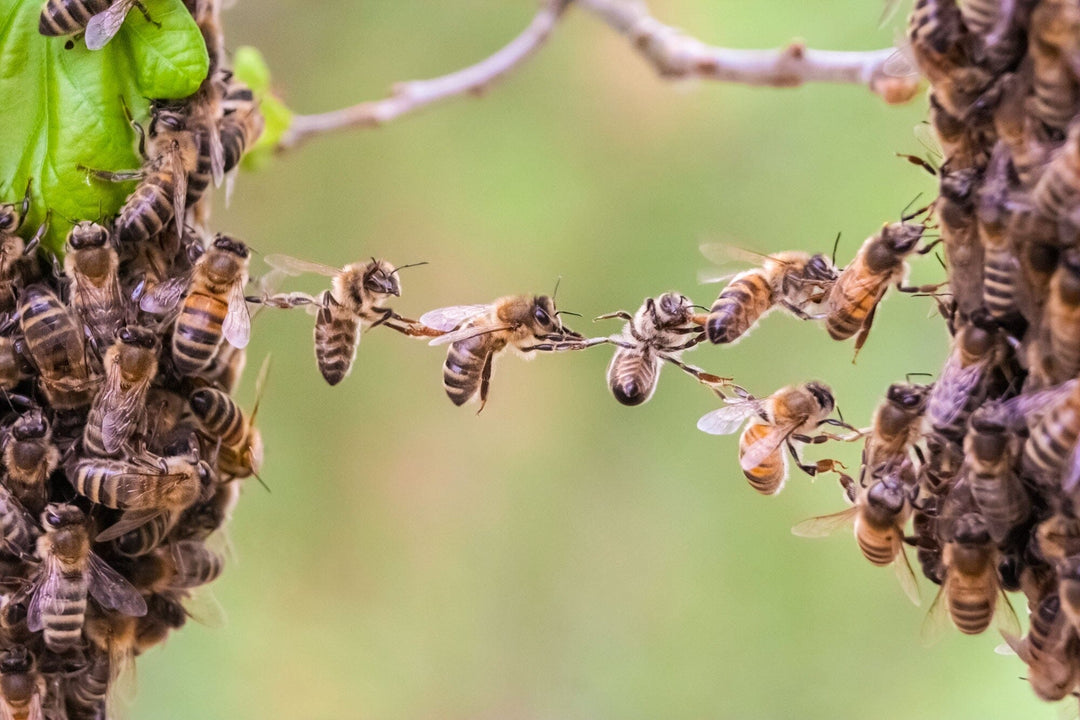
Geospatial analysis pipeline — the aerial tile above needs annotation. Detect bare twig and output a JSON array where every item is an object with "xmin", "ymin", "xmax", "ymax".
[
  {"xmin": 278, "ymin": 1, "xmax": 571, "ymax": 150},
  {"xmin": 577, "ymin": 0, "xmax": 919, "ymax": 104}
]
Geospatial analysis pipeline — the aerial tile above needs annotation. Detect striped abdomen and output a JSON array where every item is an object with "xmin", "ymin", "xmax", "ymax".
[
  {"xmin": 38, "ymin": 0, "xmax": 111, "ymax": 35},
  {"xmin": 982, "ymin": 245, "xmax": 1020, "ymax": 321},
  {"xmin": 184, "ymin": 126, "xmax": 214, "ymax": 206},
  {"xmin": 220, "ymin": 106, "xmax": 263, "ymax": 173},
  {"xmin": 18, "ymin": 286, "xmax": 94, "ymax": 409},
  {"xmin": 73, "ymin": 459, "xmax": 195, "ymax": 511},
  {"xmin": 41, "ymin": 570, "xmax": 88, "ymax": 652},
  {"xmin": 825, "ymin": 262, "xmax": 888, "ymax": 341},
  {"xmin": 82, "ymin": 403, "xmax": 113, "ymax": 458},
  {"xmin": 314, "ymin": 296, "xmax": 359, "ymax": 386},
  {"xmin": 946, "ymin": 577, "xmax": 996, "ymax": 634},
  {"xmin": 969, "ymin": 472, "xmax": 1029, "ymax": 541},
  {"xmin": 1046, "ymin": 294, "xmax": 1080, "ymax": 383},
  {"xmin": 606, "ymin": 346, "xmax": 659, "ymax": 406},
  {"xmin": 172, "ymin": 291, "xmax": 227, "ymax": 375},
  {"xmin": 112, "ymin": 512, "xmax": 176, "ymax": 557},
  {"xmin": 1030, "ymin": 60, "xmax": 1079, "ymax": 133},
  {"xmin": 169, "ymin": 541, "xmax": 224, "ymax": 588},
  {"xmin": 706, "ymin": 270, "xmax": 773, "ymax": 344},
  {"xmin": 1023, "ymin": 397, "xmax": 1080, "ymax": 479},
  {"xmin": 443, "ymin": 327, "xmax": 493, "ymax": 406},
  {"xmin": 738, "ymin": 421, "xmax": 785, "ymax": 495},
  {"xmin": 190, "ymin": 388, "xmax": 245, "ymax": 445},
  {"xmin": 0, "ymin": 488, "xmax": 37, "ymax": 558},
  {"xmin": 65, "ymin": 650, "xmax": 109, "ymax": 719},
  {"xmin": 1034, "ymin": 154, "xmax": 1080, "ymax": 221},
  {"xmin": 854, "ymin": 519, "xmax": 901, "ymax": 567},
  {"xmin": 115, "ymin": 165, "xmax": 177, "ymax": 245}
]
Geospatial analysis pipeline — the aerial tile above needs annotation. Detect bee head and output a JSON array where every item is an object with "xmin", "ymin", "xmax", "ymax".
[
  {"xmin": 0, "ymin": 646, "xmax": 31, "ymax": 675},
  {"xmin": 211, "ymin": 234, "xmax": 249, "ymax": 259},
  {"xmin": 885, "ymin": 382, "xmax": 930, "ymax": 411},
  {"xmin": 11, "ymin": 410, "xmax": 48, "ymax": 441},
  {"xmin": 66, "ymin": 221, "xmax": 109, "ymax": 250},
  {"xmin": 865, "ymin": 471, "xmax": 908, "ymax": 515},
  {"xmin": 531, "ymin": 296, "xmax": 559, "ymax": 331},
  {"xmin": 149, "ymin": 104, "xmax": 188, "ymax": 136},
  {"xmin": 0, "ymin": 204, "xmax": 19, "ymax": 234},
  {"xmin": 803, "ymin": 253, "xmax": 837, "ymax": 282},
  {"xmin": 117, "ymin": 325, "xmax": 159, "ymax": 351},
  {"xmin": 655, "ymin": 292, "xmax": 690, "ymax": 323},
  {"xmin": 804, "ymin": 381, "xmax": 834, "ymax": 415},
  {"xmin": 41, "ymin": 503, "xmax": 84, "ymax": 531},
  {"xmin": 362, "ymin": 259, "xmax": 401, "ymax": 298}
]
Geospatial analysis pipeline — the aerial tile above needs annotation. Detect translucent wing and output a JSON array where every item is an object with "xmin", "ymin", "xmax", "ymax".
[
  {"xmin": 25, "ymin": 557, "xmax": 61, "ymax": 633},
  {"xmin": 882, "ymin": 42, "xmax": 918, "ymax": 78},
  {"xmin": 206, "ymin": 119, "xmax": 225, "ymax": 187},
  {"xmin": 428, "ymin": 323, "xmax": 511, "ymax": 347},
  {"xmin": 994, "ymin": 589, "xmax": 1021, "ymax": 638},
  {"xmin": 927, "ymin": 356, "xmax": 986, "ymax": 427},
  {"xmin": 699, "ymin": 243, "xmax": 781, "ymax": 268},
  {"xmin": 740, "ymin": 421, "xmax": 800, "ymax": 474},
  {"xmin": 175, "ymin": 588, "xmax": 227, "ymax": 628},
  {"xmin": 894, "ymin": 546, "xmax": 921, "ymax": 607},
  {"xmin": 101, "ymin": 374, "xmax": 150, "ymax": 455},
  {"xmin": 96, "ymin": 509, "xmax": 168, "ymax": 542},
  {"xmin": 263, "ymin": 254, "xmax": 341, "ymax": 278},
  {"xmin": 913, "ymin": 121, "xmax": 944, "ymax": 162},
  {"xmin": 987, "ymin": 379, "xmax": 1079, "ymax": 429},
  {"xmin": 920, "ymin": 584, "xmax": 950, "ymax": 647},
  {"xmin": 696, "ymin": 400, "xmax": 760, "ymax": 435},
  {"xmin": 85, "ymin": 0, "xmax": 135, "ymax": 50},
  {"xmin": 1063, "ymin": 437, "xmax": 1080, "ymax": 493},
  {"xmin": 26, "ymin": 693, "xmax": 44, "ymax": 720},
  {"xmin": 223, "ymin": 280, "xmax": 252, "ymax": 348},
  {"xmin": 879, "ymin": 0, "xmax": 905, "ymax": 28},
  {"xmin": 419, "ymin": 304, "xmax": 491, "ymax": 333},
  {"xmin": 166, "ymin": 146, "xmax": 188, "ymax": 235},
  {"xmin": 87, "ymin": 551, "xmax": 147, "ymax": 617},
  {"xmin": 791, "ymin": 506, "xmax": 856, "ymax": 538},
  {"xmin": 139, "ymin": 275, "xmax": 189, "ymax": 314}
]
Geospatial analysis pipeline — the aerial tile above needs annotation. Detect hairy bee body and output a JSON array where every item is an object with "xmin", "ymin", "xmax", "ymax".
[
  {"xmin": 1028, "ymin": 0, "xmax": 1080, "ymax": 134},
  {"xmin": 1010, "ymin": 593, "xmax": 1078, "ymax": 700},
  {"xmin": 1022, "ymin": 380, "xmax": 1080, "ymax": 481},
  {"xmin": 2, "ymin": 411, "xmax": 58, "ymax": 517},
  {"xmin": 738, "ymin": 421, "xmax": 786, "ymax": 495},
  {"xmin": 0, "ymin": 484, "xmax": 38, "ymax": 560},
  {"xmin": 38, "ymin": 0, "xmax": 111, "ymax": 35},
  {"xmin": 940, "ymin": 513, "xmax": 1002, "ymax": 634},
  {"xmin": 1040, "ymin": 249, "xmax": 1080, "ymax": 383},
  {"xmin": 19, "ymin": 284, "xmax": 96, "ymax": 410},
  {"xmin": 0, "ymin": 646, "xmax": 43, "ymax": 720},
  {"xmin": 64, "ymin": 647, "xmax": 109, "ymax": 720},
  {"xmin": 314, "ymin": 291, "xmax": 360, "ymax": 387},
  {"xmin": 863, "ymin": 382, "xmax": 931, "ymax": 470},
  {"xmin": 84, "ymin": 326, "xmax": 158, "ymax": 457},
  {"xmin": 71, "ymin": 457, "xmax": 202, "ymax": 512},
  {"xmin": 64, "ymin": 221, "xmax": 125, "ymax": 352},
  {"xmin": 1033, "ymin": 124, "xmax": 1080, "ymax": 222},
  {"xmin": 926, "ymin": 316, "xmax": 1002, "ymax": 439},
  {"xmin": 964, "ymin": 411, "xmax": 1030, "ymax": 543},
  {"xmin": 189, "ymin": 386, "xmax": 262, "ymax": 478}
]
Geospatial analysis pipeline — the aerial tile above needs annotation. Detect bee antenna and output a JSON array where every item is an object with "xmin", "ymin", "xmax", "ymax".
[
  {"xmin": 690, "ymin": 304, "xmax": 710, "ymax": 312},
  {"xmin": 251, "ymin": 471, "xmax": 271, "ymax": 493},
  {"xmin": 831, "ymin": 231, "xmax": 841, "ymax": 267},
  {"xmin": 390, "ymin": 261, "xmax": 429, "ymax": 275},
  {"xmin": 556, "ymin": 310, "xmax": 582, "ymax": 318},
  {"xmin": 905, "ymin": 372, "xmax": 933, "ymax": 382},
  {"xmin": 552, "ymin": 276, "xmax": 562, "ymax": 301}
]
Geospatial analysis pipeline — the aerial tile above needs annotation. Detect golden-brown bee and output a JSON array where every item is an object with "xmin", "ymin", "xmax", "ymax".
[
  {"xmin": 142, "ymin": 234, "xmax": 250, "ymax": 376},
  {"xmin": 793, "ymin": 463, "xmax": 921, "ymax": 604},
  {"xmin": 976, "ymin": 146, "xmax": 1023, "ymax": 323},
  {"xmin": 963, "ymin": 408, "xmax": 1030, "ymax": 543},
  {"xmin": 39, "ymin": 0, "xmax": 156, "ymax": 49},
  {"xmin": 0, "ymin": 183, "xmax": 42, "ymax": 315},
  {"xmin": 1014, "ymin": 213, "xmax": 1060, "ymax": 322},
  {"xmin": 0, "ymin": 646, "xmax": 44, "ymax": 720},
  {"xmin": 72, "ymin": 455, "xmax": 205, "ymax": 519},
  {"xmin": 110, "ymin": 510, "xmax": 177, "ymax": 558},
  {"xmin": 0, "ymin": 483, "xmax": 39, "ymax": 561},
  {"xmin": 597, "ymin": 292, "xmax": 725, "ymax": 406},
  {"xmin": 924, "ymin": 511, "xmax": 1019, "ymax": 637},
  {"xmin": 1028, "ymin": 0, "xmax": 1080, "ymax": 135},
  {"xmin": 959, "ymin": 0, "xmax": 1029, "ymax": 72},
  {"xmin": 421, "ymin": 294, "xmax": 592, "ymax": 411},
  {"xmin": 938, "ymin": 165, "xmax": 986, "ymax": 317},
  {"xmin": 219, "ymin": 74, "xmax": 264, "ymax": 179},
  {"xmin": 189, "ymin": 385, "xmax": 263, "ymax": 480},
  {"xmin": 700, "ymin": 247, "xmax": 837, "ymax": 345},
  {"xmin": 824, "ymin": 218, "xmax": 927, "ymax": 354},
  {"xmin": 1034, "ymin": 248, "xmax": 1080, "ymax": 384},
  {"xmin": 262, "ymin": 255, "xmax": 425, "ymax": 386},
  {"xmin": 130, "ymin": 540, "xmax": 224, "ymax": 593},
  {"xmin": 134, "ymin": 594, "xmax": 187, "ymax": 654},
  {"xmin": 83, "ymin": 326, "xmax": 158, "ymax": 457},
  {"xmin": 907, "ymin": 0, "xmax": 997, "ymax": 118},
  {"xmin": 1001, "ymin": 378, "xmax": 1080, "ymax": 486},
  {"xmin": 0, "ymin": 335, "xmax": 29, "ymax": 394},
  {"xmin": 27, "ymin": 503, "xmax": 146, "ymax": 653},
  {"xmin": 174, "ymin": 479, "xmax": 238, "ymax": 544},
  {"xmin": 697, "ymin": 382, "xmax": 850, "ymax": 495},
  {"xmin": 1033, "ymin": 123, "xmax": 1080, "ymax": 224},
  {"xmin": 993, "ymin": 71, "xmax": 1052, "ymax": 187},
  {"xmin": 63, "ymin": 220, "xmax": 125, "ymax": 353},
  {"xmin": 927, "ymin": 91, "xmax": 993, "ymax": 168},
  {"xmin": 17, "ymin": 284, "xmax": 98, "ymax": 411},
  {"xmin": 863, "ymin": 381, "xmax": 932, "ymax": 471},
  {"xmin": 926, "ymin": 312, "xmax": 1004, "ymax": 439},
  {"xmin": 2, "ymin": 410, "xmax": 59, "ymax": 517},
  {"xmin": 1002, "ymin": 592, "xmax": 1079, "ymax": 701},
  {"xmin": 1057, "ymin": 554, "xmax": 1080, "ymax": 633}
]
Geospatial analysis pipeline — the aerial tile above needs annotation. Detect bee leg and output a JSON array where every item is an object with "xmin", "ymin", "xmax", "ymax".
[
  {"xmin": 15, "ymin": 179, "xmax": 32, "ymax": 232},
  {"xmin": 594, "ymin": 310, "xmax": 633, "ymax": 322},
  {"xmin": 785, "ymin": 440, "xmax": 822, "ymax": 478},
  {"xmin": 22, "ymin": 211, "xmax": 49, "ymax": 257},
  {"xmin": 851, "ymin": 303, "xmax": 878, "ymax": 362},
  {"xmin": 660, "ymin": 355, "xmax": 731, "ymax": 389},
  {"xmin": 79, "ymin": 167, "xmax": 145, "ymax": 184},
  {"xmin": 476, "ymin": 352, "xmax": 494, "ymax": 415},
  {"xmin": 369, "ymin": 307, "xmax": 394, "ymax": 330},
  {"xmin": 132, "ymin": 0, "xmax": 162, "ymax": 28}
]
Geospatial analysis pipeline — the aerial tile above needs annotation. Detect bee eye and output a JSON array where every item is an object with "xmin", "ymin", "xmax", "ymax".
[
  {"xmin": 45, "ymin": 512, "xmax": 62, "ymax": 528},
  {"xmin": 901, "ymin": 395, "xmax": 920, "ymax": 408},
  {"xmin": 534, "ymin": 307, "xmax": 549, "ymax": 325}
]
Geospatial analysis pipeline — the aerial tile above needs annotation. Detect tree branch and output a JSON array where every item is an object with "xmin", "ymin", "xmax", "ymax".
[{"xmin": 576, "ymin": 0, "xmax": 919, "ymax": 104}]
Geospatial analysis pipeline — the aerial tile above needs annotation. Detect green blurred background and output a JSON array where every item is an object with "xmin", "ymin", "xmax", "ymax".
[{"xmin": 131, "ymin": 1, "xmax": 1050, "ymax": 717}]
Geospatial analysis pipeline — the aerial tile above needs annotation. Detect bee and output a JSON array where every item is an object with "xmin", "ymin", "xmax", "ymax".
[
  {"xmin": 2, "ymin": 410, "xmax": 59, "ymax": 517},
  {"xmin": 130, "ymin": 540, "xmax": 224, "ymax": 593},
  {"xmin": 1033, "ymin": 123, "xmax": 1080, "ymax": 224},
  {"xmin": 1002, "ymin": 593, "xmax": 1079, "ymax": 701},
  {"xmin": 907, "ymin": 0, "xmax": 996, "ymax": 118},
  {"xmin": 39, "ymin": 0, "xmax": 157, "ymax": 49},
  {"xmin": 1056, "ymin": 554, "xmax": 1080, "ymax": 633},
  {"xmin": 793, "ymin": 463, "xmax": 921, "ymax": 605},
  {"xmin": 936, "ymin": 165, "xmax": 987, "ymax": 317},
  {"xmin": 173, "ymin": 479, "xmax": 238, "ymax": 544},
  {"xmin": 0, "ymin": 646, "xmax": 43, "ymax": 720},
  {"xmin": 993, "ymin": 71, "xmax": 1052, "ymax": 187},
  {"xmin": 219, "ymin": 74, "xmax": 264, "ymax": 178},
  {"xmin": 924, "ymin": 511, "xmax": 1020, "ymax": 637},
  {"xmin": 0, "ymin": 483, "xmax": 39, "ymax": 561},
  {"xmin": 189, "ymin": 377, "xmax": 264, "ymax": 480},
  {"xmin": 27, "ymin": 503, "xmax": 146, "ymax": 654},
  {"xmin": 911, "ymin": 502, "xmax": 944, "ymax": 585},
  {"xmin": 110, "ymin": 510, "xmax": 177, "ymax": 558},
  {"xmin": 959, "ymin": 0, "xmax": 1029, "ymax": 72},
  {"xmin": 1034, "ymin": 248, "xmax": 1080, "ymax": 385},
  {"xmin": 64, "ymin": 644, "xmax": 110, "ymax": 720},
  {"xmin": 963, "ymin": 408, "xmax": 1030, "ymax": 543},
  {"xmin": 976, "ymin": 145, "xmax": 1024, "ymax": 324},
  {"xmin": 134, "ymin": 594, "xmax": 187, "ymax": 653},
  {"xmin": 1028, "ymin": 0, "xmax": 1080, "ymax": 135},
  {"xmin": 0, "ymin": 335, "xmax": 29, "ymax": 394},
  {"xmin": 0, "ymin": 182, "xmax": 43, "ymax": 314},
  {"xmin": 824, "ymin": 216, "xmax": 927, "ymax": 355},
  {"xmin": 928, "ymin": 92, "xmax": 993, "ymax": 168},
  {"xmin": 143, "ymin": 234, "xmax": 250, "ymax": 376},
  {"xmin": 697, "ymin": 382, "xmax": 851, "ymax": 495},
  {"xmin": 63, "ymin": 221, "xmax": 125, "ymax": 353},
  {"xmin": 926, "ymin": 312, "xmax": 1005, "ymax": 439},
  {"xmin": 1003, "ymin": 379, "xmax": 1080, "ymax": 486},
  {"xmin": 261, "ymin": 255, "xmax": 426, "ymax": 386},
  {"xmin": 17, "ymin": 284, "xmax": 98, "ymax": 411},
  {"xmin": 83, "ymin": 326, "xmax": 159, "ymax": 457},
  {"xmin": 420, "ymin": 294, "xmax": 593, "ymax": 411},
  {"xmin": 71, "ymin": 455, "xmax": 205, "ymax": 518},
  {"xmin": 1014, "ymin": 213, "xmax": 1060, "ymax": 322},
  {"xmin": 1037, "ymin": 502, "xmax": 1080, "ymax": 564},
  {"xmin": 700, "ymin": 247, "xmax": 837, "ymax": 345},
  {"xmin": 862, "ymin": 381, "xmax": 932, "ymax": 471},
  {"xmin": 597, "ymin": 292, "xmax": 726, "ymax": 406}
]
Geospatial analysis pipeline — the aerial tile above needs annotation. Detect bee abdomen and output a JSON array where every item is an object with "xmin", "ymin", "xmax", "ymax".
[
  {"xmin": 171, "ymin": 543, "xmax": 224, "ymax": 588},
  {"xmin": 38, "ymin": 0, "xmax": 111, "ymax": 36},
  {"xmin": 190, "ymin": 388, "xmax": 244, "ymax": 444},
  {"xmin": 113, "ymin": 512, "xmax": 175, "ymax": 558},
  {"xmin": 185, "ymin": 128, "xmax": 214, "ymax": 205},
  {"xmin": 826, "ymin": 279, "xmax": 880, "ymax": 341},
  {"xmin": 706, "ymin": 273, "xmax": 772, "ymax": 344},
  {"xmin": 82, "ymin": 406, "xmax": 112, "ymax": 458},
  {"xmin": 42, "ymin": 578, "xmax": 87, "ymax": 652},
  {"xmin": 115, "ymin": 178, "xmax": 174, "ymax": 245},
  {"xmin": 66, "ymin": 651, "xmax": 109, "ymax": 716},
  {"xmin": 443, "ymin": 340, "xmax": 487, "ymax": 406},
  {"xmin": 739, "ymin": 423, "xmax": 785, "ymax": 495},
  {"xmin": 607, "ymin": 348, "xmax": 658, "ymax": 406},
  {"xmin": 1024, "ymin": 407, "xmax": 1080, "ymax": 476},
  {"xmin": 856, "ymin": 533, "xmax": 896, "ymax": 567},
  {"xmin": 313, "ymin": 305, "xmax": 359, "ymax": 386},
  {"xmin": 948, "ymin": 593, "xmax": 994, "ymax": 634},
  {"xmin": 970, "ymin": 475, "xmax": 1028, "ymax": 534},
  {"xmin": 982, "ymin": 252, "xmax": 1020, "ymax": 319},
  {"xmin": 172, "ymin": 293, "xmax": 226, "ymax": 375}
]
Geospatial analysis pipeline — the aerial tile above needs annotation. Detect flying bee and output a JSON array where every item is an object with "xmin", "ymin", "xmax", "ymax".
[
  {"xmin": 39, "ymin": 0, "xmax": 158, "ymax": 49},
  {"xmin": 793, "ymin": 463, "xmax": 921, "ymax": 605},
  {"xmin": 261, "ymin": 255, "xmax": 428, "ymax": 386},
  {"xmin": 824, "ymin": 214, "xmax": 928, "ymax": 356},
  {"xmin": 596, "ymin": 292, "xmax": 727, "ymax": 406},
  {"xmin": 0, "ymin": 646, "xmax": 43, "ymax": 720},
  {"xmin": 71, "ymin": 455, "xmax": 205, "ymax": 518},
  {"xmin": 421, "ymin": 294, "xmax": 596, "ymax": 411},
  {"xmin": 963, "ymin": 408, "xmax": 1030, "ymax": 543},
  {"xmin": 17, "ymin": 284, "xmax": 98, "ymax": 411},
  {"xmin": 862, "ymin": 380, "xmax": 932, "ymax": 471},
  {"xmin": 63, "ymin": 221, "xmax": 125, "ymax": 353},
  {"xmin": 83, "ymin": 326, "xmax": 158, "ymax": 457},
  {"xmin": 1028, "ymin": 0, "xmax": 1080, "ymax": 135},
  {"xmin": 697, "ymin": 381, "xmax": 853, "ymax": 495},
  {"xmin": 2, "ymin": 410, "xmax": 59, "ymax": 517},
  {"xmin": 926, "ymin": 312, "xmax": 1005, "ymax": 439},
  {"xmin": 699, "ymin": 246, "xmax": 837, "ymax": 345},
  {"xmin": 27, "ymin": 503, "xmax": 146, "ymax": 654},
  {"xmin": 923, "ymin": 511, "xmax": 1020, "ymax": 638},
  {"xmin": 188, "ymin": 357, "xmax": 268, "ymax": 480},
  {"xmin": 1002, "ymin": 592, "xmax": 1079, "ymax": 702}
]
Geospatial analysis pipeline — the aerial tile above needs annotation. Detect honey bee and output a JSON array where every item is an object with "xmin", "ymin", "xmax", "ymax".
[
  {"xmin": 0, "ymin": 646, "xmax": 43, "ymax": 720},
  {"xmin": 926, "ymin": 312, "xmax": 1005, "ymax": 439},
  {"xmin": 998, "ymin": 378, "xmax": 1080, "ymax": 486},
  {"xmin": 27, "ymin": 503, "xmax": 146, "ymax": 653},
  {"xmin": 0, "ymin": 182, "xmax": 43, "ymax": 314},
  {"xmin": 1056, "ymin": 554, "xmax": 1080, "ymax": 633},
  {"xmin": 924, "ymin": 511, "xmax": 1020, "ymax": 638},
  {"xmin": 596, "ymin": 292, "xmax": 727, "ymax": 406},
  {"xmin": 39, "ymin": 0, "xmax": 157, "ymax": 49},
  {"xmin": 0, "ymin": 484, "xmax": 39, "ymax": 561},
  {"xmin": 262, "ymin": 255, "xmax": 427, "ymax": 386},
  {"xmin": 959, "ymin": 0, "xmax": 1029, "ymax": 72},
  {"xmin": 793, "ymin": 463, "xmax": 921, "ymax": 604},
  {"xmin": 1014, "ymin": 213, "xmax": 1060, "ymax": 322},
  {"xmin": 134, "ymin": 594, "xmax": 187, "ymax": 653},
  {"xmin": 189, "ymin": 378, "xmax": 264, "ymax": 480},
  {"xmin": 700, "ymin": 247, "xmax": 837, "ymax": 345},
  {"xmin": 64, "ymin": 644, "xmax": 110, "ymax": 720},
  {"xmin": 1034, "ymin": 248, "xmax": 1080, "ymax": 384},
  {"xmin": 420, "ymin": 294, "xmax": 593, "ymax": 411},
  {"xmin": 109, "ymin": 510, "xmax": 177, "ymax": 558},
  {"xmin": 977, "ymin": 145, "xmax": 1024, "ymax": 324},
  {"xmin": 1002, "ymin": 593, "xmax": 1079, "ymax": 701},
  {"xmin": 1033, "ymin": 123, "xmax": 1080, "ymax": 225},
  {"xmin": 2, "ymin": 410, "xmax": 59, "ymax": 517},
  {"xmin": 0, "ymin": 336, "xmax": 29, "ymax": 394},
  {"xmin": 63, "ymin": 221, "xmax": 126, "ymax": 354},
  {"xmin": 17, "ymin": 284, "xmax": 98, "ymax": 411},
  {"xmin": 907, "ymin": 0, "xmax": 997, "ymax": 118},
  {"xmin": 130, "ymin": 540, "xmax": 224, "ymax": 593},
  {"xmin": 83, "ymin": 326, "xmax": 158, "ymax": 457},
  {"xmin": 72, "ymin": 455, "xmax": 205, "ymax": 518},
  {"xmin": 824, "ymin": 216, "xmax": 928, "ymax": 355},
  {"xmin": 141, "ymin": 234, "xmax": 250, "ymax": 376},
  {"xmin": 963, "ymin": 408, "xmax": 1030, "ymax": 543},
  {"xmin": 928, "ymin": 91, "xmax": 993, "ymax": 167},
  {"xmin": 937, "ymin": 165, "xmax": 986, "ymax": 317},
  {"xmin": 1028, "ymin": 0, "xmax": 1080, "ymax": 136},
  {"xmin": 910, "ymin": 502, "xmax": 944, "ymax": 585},
  {"xmin": 697, "ymin": 382, "xmax": 851, "ymax": 495},
  {"xmin": 219, "ymin": 74, "xmax": 264, "ymax": 178},
  {"xmin": 993, "ymin": 71, "xmax": 1052, "ymax": 187},
  {"xmin": 173, "ymin": 479, "xmax": 238, "ymax": 544},
  {"xmin": 863, "ymin": 381, "xmax": 932, "ymax": 471}
]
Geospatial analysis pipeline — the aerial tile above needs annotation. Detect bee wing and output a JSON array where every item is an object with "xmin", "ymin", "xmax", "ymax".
[
  {"xmin": 25, "ymin": 557, "xmax": 60, "ymax": 633},
  {"xmin": 988, "ymin": 379, "xmax": 1079, "ymax": 429},
  {"xmin": 696, "ymin": 400, "xmax": 760, "ymax": 436},
  {"xmin": 176, "ymin": 587, "xmax": 227, "ymax": 628},
  {"xmin": 882, "ymin": 42, "xmax": 917, "ymax": 78},
  {"xmin": 84, "ymin": 0, "xmax": 135, "ymax": 50},
  {"xmin": 101, "ymin": 377, "xmax": 151, "ymax": 455},
  {"xmin": 95, "ymin": 508, "xmax": 168, "ymax": 542},
  {"xmin": 223, "ymin": 280, "xmax": 252, "ymax": 349},
  {"xmin": 427, "ymin": 322, "xmax": 512, "ymax": 347},
  {"xmin": 927, "ymin": 356, "xmax": 985, "ymax": 426},
  {"xmin": 26, "ymin": 693, "xmax": 44, "ymax": 720},
  {"xmin": 919, "ymin": 584, "xmax": 950, "ymax": 647},
  {"xmin": 1063, "ymin": 438, "xmax": 1080, "ymax": 493},
  {"xmin": 419, "ymin": 304, "xmax": 492, "ymax": 333},
  {"xmin": 86, "ymin": 551, "xmax": 147, "ymax": 617},
  {"xmin": 263, "ymin": 254, "xmax": 340, "ymax": 278},
  {"xmin": 139, "ymin": 275, "xmax": 189, "ymax": 315},
  {"xmin": 790, "ymin": 506, "xmax": 857, "ymax": 538},
  {"xmin": 893, "ymin": 546, "xmax": 921, "ymax": 607},
  {"xmin": 994, "ymin": 588, "xmax": 1021, "ymax": 639},
  {"xmin": 206, "ymin": 118, "xmax": 225, "ymax": 187},
  {"xmin": 740, "ymin": 421, "xmax": 800, "ymax": 474},
  {"xmin": 169, "ymin": 147, "xmax": 188, "ymax": 229}
]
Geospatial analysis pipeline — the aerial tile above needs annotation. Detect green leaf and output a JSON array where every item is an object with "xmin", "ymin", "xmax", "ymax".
[
  {"xmin": 0, "ymin": 0, "xmax": 209, "ymax": 255},
  {"xmin": 233, "ymin": 45, "xmax": 293, "ymax": 170}
]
